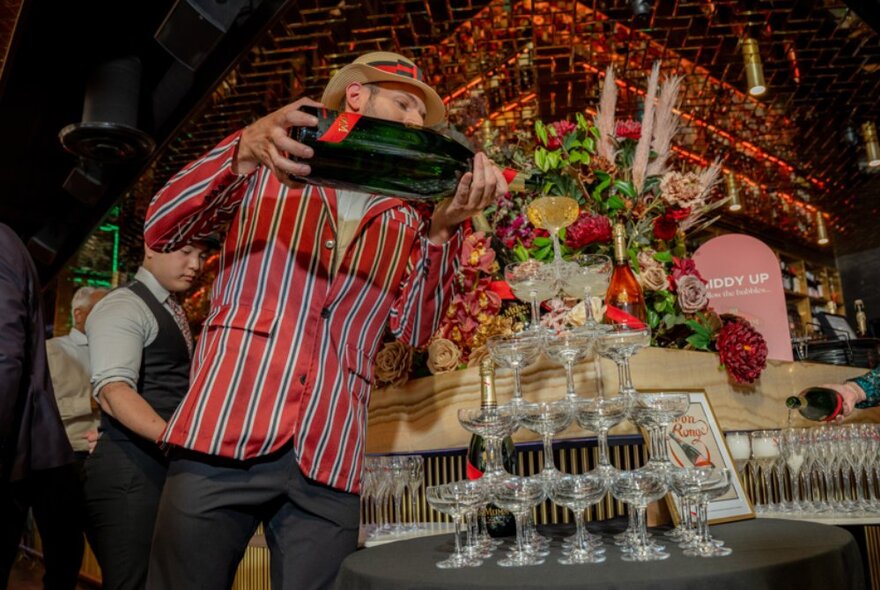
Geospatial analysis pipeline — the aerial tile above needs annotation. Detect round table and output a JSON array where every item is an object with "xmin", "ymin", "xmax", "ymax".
[{"xmin": 335, "ymin": 518, "xmax": 865, "ymax": 590}]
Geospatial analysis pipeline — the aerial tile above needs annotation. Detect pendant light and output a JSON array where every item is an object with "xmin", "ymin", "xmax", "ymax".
[
  {"xmin": 862, "ymin": 121, "xmax": 880, "ymax": 168},
  {"xmin": 816, "ymin": 212, "xmax": 829, "ymax": 246},
  {"xmin": 742, "ymin": 38, "xmax": 766, "ymax": 97},
  {"xmin": 725, "ymin": 172, "xmax": 742, "ymax": 212}
]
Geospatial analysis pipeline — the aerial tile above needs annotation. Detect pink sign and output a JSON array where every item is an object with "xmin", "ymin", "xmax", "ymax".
[{"xmin": 693, "ymin": 234, "xmax": 792, "ymax": 361}]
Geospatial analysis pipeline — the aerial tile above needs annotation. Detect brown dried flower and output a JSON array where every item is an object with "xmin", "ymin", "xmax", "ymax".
[
  {"xmin": 660, "ymin": 171, "xmax": 703, "ymax": 209},
  {"xmin": 427, "ymin": 338, "xmax": 462, "ymax": 375},
  {"xmin": 374, "ymin": 341, "xmax": 413, "ymax": 388},
  {"xmin": 640, "ymin": 265, "xmax": 669, "ymax": 292},
  {"xmin": 677, "ymin": 274, "xmax": 710, "ymax": 313}
]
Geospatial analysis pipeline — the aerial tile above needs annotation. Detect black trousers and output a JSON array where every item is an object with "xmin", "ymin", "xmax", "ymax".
[
  {"xmin": 84, "ymin": 437, "xmax": 168, "ymax": 590},
  {"xmin": 146, "ymin": 443, "xmax": 360, "ymax": 590},
  {"xmin": 0, "ymin": 463, "xmax": 85, "ymax": 590}
]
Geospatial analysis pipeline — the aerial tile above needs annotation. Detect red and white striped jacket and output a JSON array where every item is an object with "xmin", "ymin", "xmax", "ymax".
[{"xmin": 144, "ymin": 131, "xmax": 460, "ymax": 492}]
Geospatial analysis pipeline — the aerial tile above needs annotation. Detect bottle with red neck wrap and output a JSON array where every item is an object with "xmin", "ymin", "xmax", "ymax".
[
  {"xmin": 785, "ymin": 387, "xmax": 844, "ymax": 422},
  {"xmin": 603, "ymin": 221, "xmax": 647, "ymax": 328},
  {"xmin": 289, "ymin": 106, "xmax": 541, "ymax": 201}
]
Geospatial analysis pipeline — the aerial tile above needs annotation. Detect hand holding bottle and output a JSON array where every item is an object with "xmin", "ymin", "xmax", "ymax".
[
  {"xmin": 428, "ymin": 152, "xmax": 508, "ymax": 243},
  {"xmin": 820, "ymin": 382, "xmax": 866, "ymax": 417},
  {"xmin": 234, "ymin": 97, "xmax": 324, "ymax": 179}
]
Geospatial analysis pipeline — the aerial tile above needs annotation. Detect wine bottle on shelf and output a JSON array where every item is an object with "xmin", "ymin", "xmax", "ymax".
[
  {"xmin": 786, "ymin": 387, "xmax": 844, "ymax": 422},
  {"xmin": 855, "ymin": 299, "xmax": 868, "ymax": 337},
  {"xmin": 669, "ymin": 432, "xmax": 715, "ymax": 467},
  {"xmin": 603, "ymin": 221, "xmax": 647, "ymax": 328},
  {"xmin": 465, "ymin": 359, "xmax": 516, "ymax": 537},
  {"xmin": 288, "ymin": 106, "xmax": 542, "ymax": 201}
]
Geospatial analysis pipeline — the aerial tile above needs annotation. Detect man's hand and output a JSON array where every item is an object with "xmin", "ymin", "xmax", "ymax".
[
  {"xmin": 429, "ymin": 153, "xmax": 508, "ymax": 244},
  {"xmin": 234, "ymin": 97, "xmax": 324, "ymax": 183},
  {"xmin": 823, "ymin": 382, "xmax": 866, "ymax": 418},
  {"xmin": 84, "ymin": 430, "xmax": 99, "ymax": 454}
]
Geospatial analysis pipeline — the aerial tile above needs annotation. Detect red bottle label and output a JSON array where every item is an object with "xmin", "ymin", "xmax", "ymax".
[
  {"xmin": 466, "ymin": 461, "xmax": 484, "ymax": 480},
  {"xmin": 823, "ymin": 392, "xmax": 844, "ymax": 422},
  {"xmin": 319, "ymin": 112, "xmax": 362, "ymax": 143},
  {"xmin": 605, "ymin": 304, "xmax": 647, "ymax": 329}
]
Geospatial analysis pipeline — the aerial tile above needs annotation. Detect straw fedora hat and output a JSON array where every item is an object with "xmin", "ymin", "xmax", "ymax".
[{"xmin": 321, "ymin": 51, "xmax": 446, "ymax": 126}]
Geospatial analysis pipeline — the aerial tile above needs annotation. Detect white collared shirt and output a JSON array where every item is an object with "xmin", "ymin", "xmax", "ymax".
[{"xmin": 86, "ymin": 266, "xmax": 177, "ymax": 397}]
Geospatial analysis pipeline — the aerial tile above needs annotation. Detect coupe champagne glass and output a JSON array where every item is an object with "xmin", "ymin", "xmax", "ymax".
[
  {"xmin": 610, "ymin": 468, "xmax": 670, "ymax": 561},
  {"xmin": 458, "ymin": 406, "xmax": 518, "ymax": 484},
  {"xmin": 518, "ymin": 400, "xmax": 574, "ymax": 482},
  {"xmin": 487, "ymin": 332, "xmax": 543, "ymax": 409},
  {"xmin": 549, "ymin": 473, "xmax": 610, "ymax": 564},
  {"xmin": 543, "ymin": 327, "xmax": 597, "ymax": 401},
  {"xmin": 595, "ymin": 324, "xmax": 651, "ymax": 398},
  {"xmin": 749, "ymin": 429, "xmax": 781, "ymax": 512},
  {"xmin": 491, "ymin": 476, "xmax": 548, "ymax": 567},
  {"xmin": 561, "ymin": 253, "xmax": 612, "ymax": 328},
  {"xmin": 682, "ymin": 467, "xmax": 733, "ymax": 558},
  {"xmin": 630, "ymin": 392, "xmax": 690, "ymax": 472},
  {"xmin": 526, "ymin": 195, "xmax": 580, "ymax": 271},
  {"xmin": 425, "ymin": 480, "xmax": 487, "ymax": 569},
  {"xmin": 574, "ymin": 396, "xmax": 628, "ymax": 475},
  {"xmin": 505, "ymin": 260, "xmax": 557, "ymax": 331}
]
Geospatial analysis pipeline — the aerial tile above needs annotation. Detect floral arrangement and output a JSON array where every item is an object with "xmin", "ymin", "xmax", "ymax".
[{"xmin": 374, "ymin": 64, "xmax": 768, "ymax": 388}]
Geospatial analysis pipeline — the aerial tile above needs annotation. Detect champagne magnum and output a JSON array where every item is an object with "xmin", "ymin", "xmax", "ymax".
[
  {"xmin": 785, "ymin": 387, "xmax": 844, "ymax": 422},
  {"xmin": 289, "ymin": 106, "xmax": 541, "ymax": 201},
  {"xmin": 466, "ymin": 359, "xmax": 516, "ymax": 537},
  {"xmin": 603, "ymin": 221, "xmax": 647, "ymax": 327}
]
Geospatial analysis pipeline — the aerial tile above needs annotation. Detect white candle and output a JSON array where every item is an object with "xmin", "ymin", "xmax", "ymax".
[{"xmin": 726, "ymin": 434, "xmax": 751, "ymax": 461}]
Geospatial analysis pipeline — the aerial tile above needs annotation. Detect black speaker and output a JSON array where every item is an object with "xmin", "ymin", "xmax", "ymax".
[{"xmin": 155, "ymin": 0, "xmax": 248, "ymax": 71}]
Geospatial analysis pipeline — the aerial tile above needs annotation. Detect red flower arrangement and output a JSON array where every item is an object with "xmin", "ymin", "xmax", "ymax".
[
  {"xmin": 564, "ymin": 211, "xmax": 612, "ymax": 249},
  {"xmin": 716, "ymin": 318, "xmax": 769, "ymax": 384}
]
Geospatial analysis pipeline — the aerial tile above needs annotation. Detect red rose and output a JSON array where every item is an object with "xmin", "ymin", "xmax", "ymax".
[
  {"xmin": 653, "ymin": 213, "xmax": 677, "ymax": 241},
  {"xmin": 564, "ymin": 212, "xmax": 612, "ymax": 249}
]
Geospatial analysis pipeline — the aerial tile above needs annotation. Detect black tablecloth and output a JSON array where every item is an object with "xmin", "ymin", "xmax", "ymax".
[{"xmin": 335, "ymin": 518, "xmax": 865, "ymax": 590}]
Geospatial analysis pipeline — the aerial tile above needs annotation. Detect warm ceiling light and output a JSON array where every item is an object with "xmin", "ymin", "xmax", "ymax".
[
  {"xmin": 862, "ymin": 121, "xmax": 880, "ymax": 168},
  {"xmin": 630, "ymin": 0, "xmax": 652, "ymax": 18},
  {"xmin": 816, "ymin": 212, "xmax": 830, "ymax": 246},
  {"xmin": 725, "ymin": 172, "xmax": 742, "ymax": 212},
  {"xmin": 742, "ymin": 38, "xmax": 766, "ymax": 96}
]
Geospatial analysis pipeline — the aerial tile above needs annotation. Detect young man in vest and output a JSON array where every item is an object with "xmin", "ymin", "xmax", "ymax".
[{"xmin": 84, "ymin": 242, "xmax": 207, "ymax": 590}]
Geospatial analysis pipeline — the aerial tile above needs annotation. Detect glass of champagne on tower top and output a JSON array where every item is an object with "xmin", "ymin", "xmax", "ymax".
[{"xmin": 526, "ymin": 195, "xmax": 580, "ymax": 268}]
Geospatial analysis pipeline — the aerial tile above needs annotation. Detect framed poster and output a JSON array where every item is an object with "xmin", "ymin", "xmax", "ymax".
[{"xmin": 658, "ymin": 391, "xmax": 755, "ymax": 525}]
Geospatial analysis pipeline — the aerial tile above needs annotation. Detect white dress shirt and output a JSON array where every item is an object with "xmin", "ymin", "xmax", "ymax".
[{"xmin": 86, "ymin": 267, "xmax": 176, "ymax": 397}]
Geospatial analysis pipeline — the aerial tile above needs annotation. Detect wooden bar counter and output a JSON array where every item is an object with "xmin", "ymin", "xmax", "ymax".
[{"xmin": 366, "ymin": 349, "xmax": 880, "ymax": 454}]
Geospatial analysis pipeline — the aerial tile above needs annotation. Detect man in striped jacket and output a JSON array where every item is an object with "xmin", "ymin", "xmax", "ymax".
[{"xmin": 144, "ymin": 51, "xmax": 507, "ymax": 590}]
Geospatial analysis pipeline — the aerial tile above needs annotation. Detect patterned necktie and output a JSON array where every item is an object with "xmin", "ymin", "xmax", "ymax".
[{"xmin": 167, "ymin": 295, "xmax": 194, "ymax": 356}]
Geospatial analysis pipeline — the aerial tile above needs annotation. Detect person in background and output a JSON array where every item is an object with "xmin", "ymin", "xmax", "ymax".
[
  {"xmin": 0, "ymin": 223, "xmax": 81, "ymax": 590},
  {"xmin": 46, "ymin": 286, "xmax": 108, "ymax": 464},
  {"xmin": 84, "ymin": 242, "xmax": 207, "ymax": 590},
  {"xmin": 825, "ymin": 367, "xmax": 880, "ymax": 416},
  {"xmin": 143, "ymin": 51, "xmax": 506, "ymax": 590}
]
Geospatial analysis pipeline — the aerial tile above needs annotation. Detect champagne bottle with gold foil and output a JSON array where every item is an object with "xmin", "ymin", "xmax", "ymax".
[
  {"xmin": 604, "ymin": 221, "xmax": 647, "ymax": 328},
  {"xmin": 289, "ymin": 106, "xmax": 542, "ymax": 201},
  {"xmin": 465, "ymin": 359, "xmax": 516, "ymax": 537}
]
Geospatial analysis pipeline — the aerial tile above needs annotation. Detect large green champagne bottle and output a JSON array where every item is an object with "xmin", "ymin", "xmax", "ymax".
[
  {"xmin": 289, "ymin": 106, "xmax": 540, "ymax": 201},
  {"xmin": 785, "ymin": 387, "xmax": 844, "ymax": 422},
  {"xmin": 465, "ymin": 359, "xmax": 516, "ymax": 537}
]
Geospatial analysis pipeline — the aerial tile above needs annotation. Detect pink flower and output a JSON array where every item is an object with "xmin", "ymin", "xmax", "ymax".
[
  {"xmin": 671, "ymin": 257, "xmax": 706, "ymax": 284},
  {"xmin": 539, "ymin": 120, "xmax": 577, "ymax": 150},
  {"xmin": 564, "ymin": 212, "xmax": 612, "ymax": 249},
  {"xmin": 460, "ymin": 231, "xmax": 495, "ymax": 272},
  {"xmin": 615, "ymin": 119, "xmax": 642, "ymax": 140}
]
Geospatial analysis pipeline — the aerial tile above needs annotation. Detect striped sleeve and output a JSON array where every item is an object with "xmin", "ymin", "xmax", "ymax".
[
  {"xmin": 144, "ymin": 131, "xmax": 252, "ymax": 252},
  {"xmin": 388, "ymin": 224, "xmax": 462, "ymax": 346}
]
